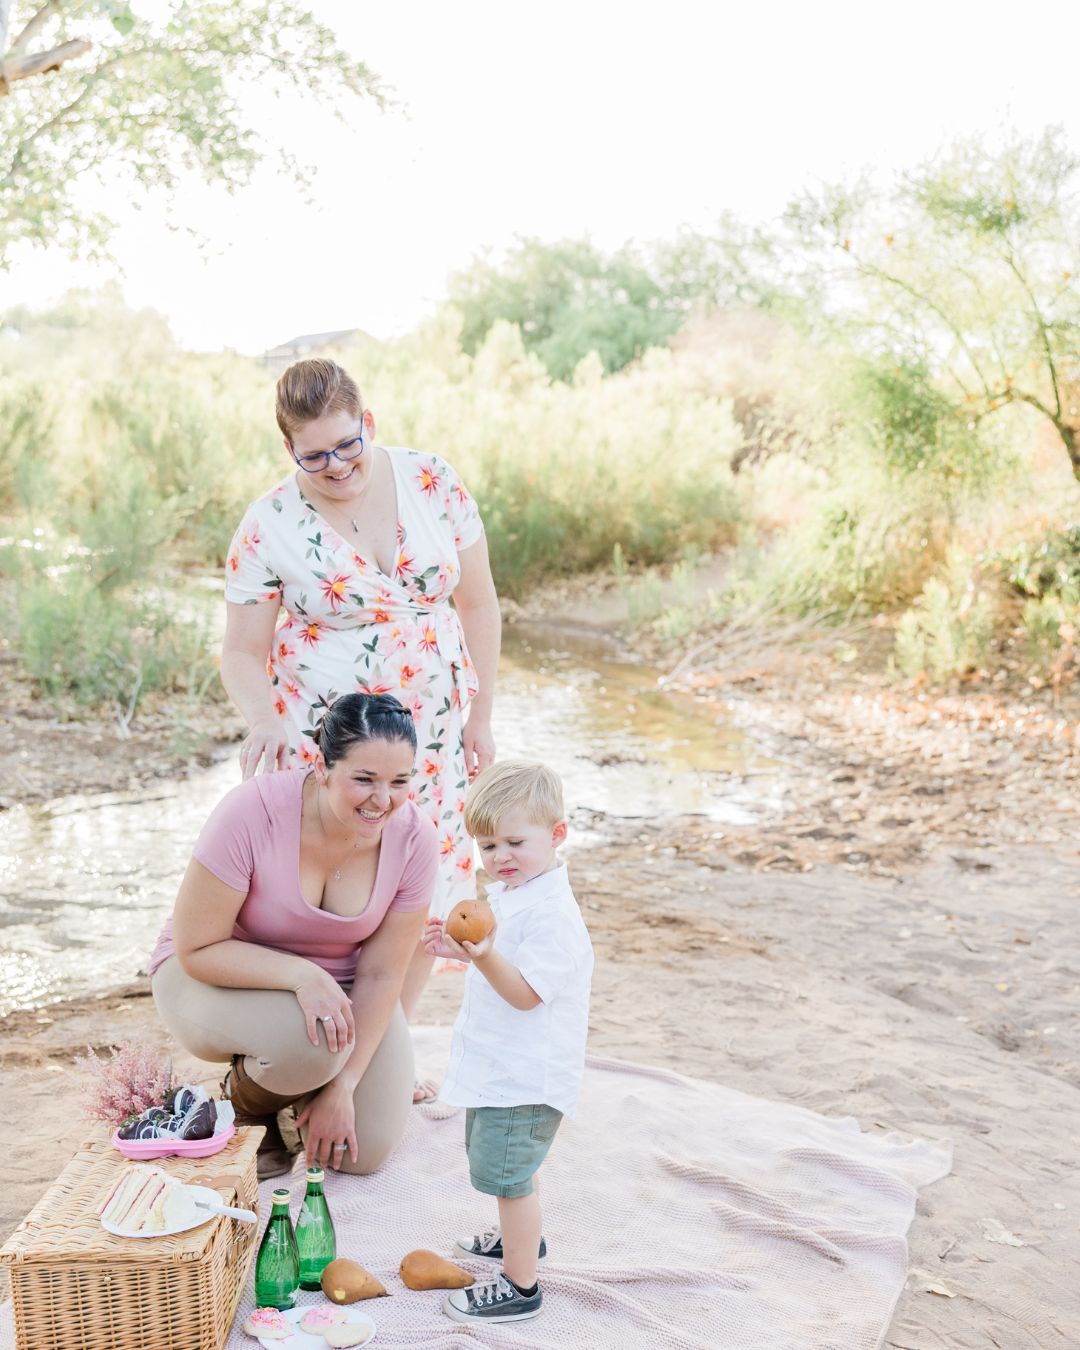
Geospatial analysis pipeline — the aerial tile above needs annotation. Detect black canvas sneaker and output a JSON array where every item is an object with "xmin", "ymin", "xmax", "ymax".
[
  {"xmin": 443, "ymin": 1271, "xmax": 543, "ymax": 1324},
  {"xmin": 454, "ymin": 1225, "xmax": 547, "ymax": 1262}
]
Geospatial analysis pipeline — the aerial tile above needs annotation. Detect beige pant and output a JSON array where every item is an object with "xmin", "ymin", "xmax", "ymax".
[{"xmin": 151, "ymin": 957, "xmax": 414, "ymax": 1174}]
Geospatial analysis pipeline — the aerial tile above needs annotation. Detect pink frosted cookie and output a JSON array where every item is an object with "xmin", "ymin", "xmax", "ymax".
[
  {"xmin": 299, "ymin": 1305, "xmax": 347, "ymax": 1334},
  {"xmin": 324, "ymin": 1325, "xmax": 374, "ymax": 1348},
  {"xmin": 242, "ymin": 1307, "xmax": 291, "ymax": 1339}
]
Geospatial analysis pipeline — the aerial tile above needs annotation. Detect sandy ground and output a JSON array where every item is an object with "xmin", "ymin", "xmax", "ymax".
[{"xmin": 2, "ymin": 622, "xmax": 1080, "ymax": 1348}]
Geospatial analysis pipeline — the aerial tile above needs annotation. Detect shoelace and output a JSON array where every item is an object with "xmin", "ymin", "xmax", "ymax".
[
  {"xmin": 474, "ymin": 1226, "xmax": 501, "ymax": 1253},
  {"xmin": 473, "ymin": 1273, "xmax": 516, "ymax": 1306}
]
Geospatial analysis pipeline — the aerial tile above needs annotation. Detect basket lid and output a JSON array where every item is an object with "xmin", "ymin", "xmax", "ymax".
[{"xmin": 0, "ymin": 1129, "xmax": 261, "ymax": 1265}]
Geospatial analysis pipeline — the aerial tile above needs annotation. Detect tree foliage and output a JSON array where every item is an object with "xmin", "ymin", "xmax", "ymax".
[
  {"xmin": 447, "ymin": 237, "xmax": 682, "ymax": 381},
  {"xmin": 0, "ymin": 0, "xmax": 384, "ymax": 265},
  {"xmin": 782, "ymin": 127, "xmax": 1080, "ymax": 480}
]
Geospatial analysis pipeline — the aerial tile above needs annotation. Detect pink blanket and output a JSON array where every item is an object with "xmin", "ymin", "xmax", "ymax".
[{"xmin": 225, "ymin": 1026, "xmax": 950, "ymax": 1350}]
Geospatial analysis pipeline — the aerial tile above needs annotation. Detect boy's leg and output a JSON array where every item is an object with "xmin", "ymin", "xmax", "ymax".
[
  {"xmin": 497, "ymin": 1186, "xmax": 543, "ymax": 1290},
  {"xmin": 455, "ymin": 1174, "xmax": 548, "ymax": 1261},
  {"xmin": 445, "ymin": 1107, "xmax": 558, "ymax": 1323}
]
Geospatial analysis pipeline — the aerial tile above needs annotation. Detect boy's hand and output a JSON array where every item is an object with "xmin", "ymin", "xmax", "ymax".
[
  {"xmin": 422, "ymin": 914, "xmax": 497, "ymax": 963},
  {"xmin": 423, "ymin": 917, "xmax": 468, "ymax": 961},
  {"xmin": 461, "ymin": 931, "xmax": 496, "ymax": 961}
]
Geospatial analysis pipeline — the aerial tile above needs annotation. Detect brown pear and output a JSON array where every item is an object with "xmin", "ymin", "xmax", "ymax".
[
  {"xmin": 399, "ymin": 1248, "xmax": 475, "ymax": 1290},
  {"xmin": 320, "ymin": 1258, "xmax": 389, "ymax": 1303},
  {"xmin": 445, "ymin": 899, "xmax": 495, "ymax": 946}
]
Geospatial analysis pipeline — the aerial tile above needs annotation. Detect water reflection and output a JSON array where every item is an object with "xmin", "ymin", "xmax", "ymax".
[{"xmin": 0, "ymin": 624, "xmax": 776, "ymax": 1015}]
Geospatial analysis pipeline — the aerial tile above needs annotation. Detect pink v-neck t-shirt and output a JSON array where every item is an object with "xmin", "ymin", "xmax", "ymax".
[{"xmin": 148, "ymin": 769, "xmax": 438, "ymax": 984}]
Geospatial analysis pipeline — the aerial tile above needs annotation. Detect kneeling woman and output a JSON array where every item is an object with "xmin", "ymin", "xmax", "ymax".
[{"xmin": 149, "ymin": 693, "xmax": 437, "ymax": 1179}]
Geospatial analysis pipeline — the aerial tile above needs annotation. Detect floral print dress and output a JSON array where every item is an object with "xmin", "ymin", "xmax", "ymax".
[{"xmin": 225, "ymin": 448, "xmax": 484, "ymax": 917}]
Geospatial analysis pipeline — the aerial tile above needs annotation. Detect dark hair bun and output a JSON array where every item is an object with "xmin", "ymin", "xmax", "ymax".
[{"xmin": 316, "ymin": 692, "xmax": 416, "ymax": 767}]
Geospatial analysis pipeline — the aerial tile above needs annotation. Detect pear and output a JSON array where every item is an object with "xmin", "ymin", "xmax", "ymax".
[
  {"xmin": 320, "ymin": 1257, "xmax": 389, "ymax": 1303},
  {"xmin": 445, "ymin": 899, "xmax": 495, "ymax": 946},
  {"xmin": 399, "ymin": 1248, "xmax": 475, "ymax": 1290}
]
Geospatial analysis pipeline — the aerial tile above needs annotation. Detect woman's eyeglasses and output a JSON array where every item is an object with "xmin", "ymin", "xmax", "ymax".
[{"xmin": 290, "ymin": 423, "xmax": 365, "ymax": 473}]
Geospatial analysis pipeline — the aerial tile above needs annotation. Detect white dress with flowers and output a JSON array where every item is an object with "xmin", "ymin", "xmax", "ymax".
[{"xmin": 225, "ymin": 448, "xmax": 484, "ymax": 916}]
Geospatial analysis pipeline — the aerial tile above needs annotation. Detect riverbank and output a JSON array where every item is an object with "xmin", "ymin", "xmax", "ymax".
[{"xmin": 2, "ymin": 597, "xmax": 1079, "ymax": 1346}]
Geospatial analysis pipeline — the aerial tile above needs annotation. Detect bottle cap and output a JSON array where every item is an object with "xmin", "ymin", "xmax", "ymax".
[
  {"xmin": 271, "ymin": 1187, "xmax": 291, "ymax": 1201},
  {"xmin": 305, "ymin": 1167, "xmax": 325, "ymax": 1182}
]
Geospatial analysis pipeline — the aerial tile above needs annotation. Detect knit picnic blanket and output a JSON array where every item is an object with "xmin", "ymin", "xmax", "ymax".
[{"xmin": 223, "ymin": 1025, "xmax": 950, "ymax": 1350}]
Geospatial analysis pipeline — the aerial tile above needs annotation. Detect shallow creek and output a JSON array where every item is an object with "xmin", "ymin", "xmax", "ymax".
[{"xmin": 0, "ymin": 622, "xmax": 778, "ymax": 1016}]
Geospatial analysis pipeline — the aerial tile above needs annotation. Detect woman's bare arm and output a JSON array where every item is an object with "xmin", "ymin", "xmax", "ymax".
[
  {"xmin": 220, "ymin": 601, "xmax": 291, "ymax": 778},
  {"xmin": 333, "ymin": 905, "xmax": 428, "ymax": 1091},
  {"xmin": 171, "ymin": 857, "xmax": 355, "ymax": 1050},
  {"xmin": 454, "ymin": 534, "xmax": 501, "ymax": 776}
]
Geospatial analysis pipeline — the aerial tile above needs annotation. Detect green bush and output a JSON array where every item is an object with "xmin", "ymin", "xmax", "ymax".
[
  {"xmin": 1021, "ymin": 593, "xmax": 1078, "ymax": 674},
  {"xmin": 893, "ymin": 559, "xmax": 996, "ymax": 681},
  {"xmin": 355, "ymin": 330, "xmax": 743, "ymax": 596},
  {"xmin": 17, "ymin": 574, "xmax": 218, "ymax": 713},
  {"xmin": 997, "ymin": 523, "xmax": 1080, "ymax": 599}
]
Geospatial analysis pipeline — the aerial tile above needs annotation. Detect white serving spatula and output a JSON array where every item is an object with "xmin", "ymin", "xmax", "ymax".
[{"xmin": 192, "ymin": 1196, "xmax": 258, "ymax": 1223}]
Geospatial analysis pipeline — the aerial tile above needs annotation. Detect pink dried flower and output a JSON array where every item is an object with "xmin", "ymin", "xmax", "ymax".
[{"xmin": 75, "ymin": 1039, "xmax": 176, "ymax": 1126}]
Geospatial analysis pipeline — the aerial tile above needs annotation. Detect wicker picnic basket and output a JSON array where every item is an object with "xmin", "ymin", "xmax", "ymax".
[{"xmin": 0, "ymin": 1126, "xmax": 262, "ymax": 1350}]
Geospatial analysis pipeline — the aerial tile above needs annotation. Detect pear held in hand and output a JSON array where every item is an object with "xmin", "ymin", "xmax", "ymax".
[
  {"xmin": 444, "ymin": 899, "xmax": 495, "ymax": 946},
  {"xmin": 399, "ymin": 1249, "xmax": 475, "ymax": 1290}
]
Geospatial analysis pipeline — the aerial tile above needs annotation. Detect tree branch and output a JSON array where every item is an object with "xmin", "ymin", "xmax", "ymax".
[
  {"xmin": 9, "ymin": 0, "xmax": 64, "ymax": 57},
  {"xmin": 854, "ymin": 254, "xmax": 994, "ymax": 398},
  {"xmin": 1002, "ymin": 247, "xmax": 1062, "ymax": 422},
  {"xmin": 0, "ymin": 37, "xmax": 89, "ymax": 93}
]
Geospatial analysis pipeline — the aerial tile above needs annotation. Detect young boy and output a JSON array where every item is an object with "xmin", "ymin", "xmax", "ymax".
[{"xmin": 422, "ymin": 759, "xmax": 593, "ymax": 1325}]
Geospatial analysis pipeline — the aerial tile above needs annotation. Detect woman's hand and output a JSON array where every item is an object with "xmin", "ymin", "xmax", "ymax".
[
  {"xmin": 422, "ymin": 916, "xmax": 495, "ymax": 962},
  {"xmin": 293, "ymin": 970, "xmax": 356, "ymax": 1052},
  {"xmin": 462, "ymin": 715, "xmax": 495, "ymax": 782},
  {"xmin": 296, "ymin": 1078, "xmax": 358, "ymax": 1170},
  {"xmin": 239, "ymin": 717, "xmax": 291, "ymax": 780}
]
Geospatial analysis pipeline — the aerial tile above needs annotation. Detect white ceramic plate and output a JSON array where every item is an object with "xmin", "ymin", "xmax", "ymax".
[
  {"xmin": 100, "ymin": 1181, "xmax": 224, "ymax": 1239},
  {"xmin": 254, "ymin": 1304, "xmax": 377, "ymax": 1348}
]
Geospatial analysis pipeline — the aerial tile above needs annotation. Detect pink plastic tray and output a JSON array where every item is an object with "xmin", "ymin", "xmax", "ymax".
[{"xmin": 111, "ymin": 1122, "xmax": 236, "ymax": 1160}]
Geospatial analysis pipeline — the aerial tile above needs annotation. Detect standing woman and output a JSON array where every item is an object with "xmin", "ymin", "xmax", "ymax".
[{"xmin": 221, "ymin": 359, "xmax": 500, "ymax": 1032}]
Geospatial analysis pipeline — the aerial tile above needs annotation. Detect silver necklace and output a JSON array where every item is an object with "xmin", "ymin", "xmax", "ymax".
[
  {"xmin": 300, "ymin": 458, "xmax": 373, "ymax": 538},
  {"xmin": 317, "ymin": 787, "xmax": 361, "ymax": 881}
]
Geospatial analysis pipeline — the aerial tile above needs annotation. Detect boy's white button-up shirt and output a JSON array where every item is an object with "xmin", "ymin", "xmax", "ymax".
[{"xmin": 439, "ymin": 862, "xmax": 593, "ymax": 1118}]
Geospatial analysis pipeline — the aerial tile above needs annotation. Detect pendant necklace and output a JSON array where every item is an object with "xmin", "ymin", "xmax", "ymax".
[{"xmin": 318, "ymin": 788, "xmax": 360, "ymax": 881}]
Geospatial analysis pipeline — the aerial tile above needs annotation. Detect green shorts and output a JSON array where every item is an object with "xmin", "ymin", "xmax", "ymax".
[{"xmin": 464, "ymin": 1104, "xmax": 564, "ymax": 1198}]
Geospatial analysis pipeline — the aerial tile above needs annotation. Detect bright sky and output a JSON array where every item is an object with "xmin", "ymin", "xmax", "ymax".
[{"xmin": 5, "ymin": 0, "xmax": 1080, "ymax": 353}]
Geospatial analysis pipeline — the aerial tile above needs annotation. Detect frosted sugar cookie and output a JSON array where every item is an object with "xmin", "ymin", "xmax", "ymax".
[
  {"xmin": 242, "ymin": 1307, "xmax": 291, "ymax": 1339},
  {"xmin": 299, "ymin": 1304, "xmax": 347, "ymax": 1334}
]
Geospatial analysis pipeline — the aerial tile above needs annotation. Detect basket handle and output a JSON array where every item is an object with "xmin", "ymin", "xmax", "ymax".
[{"xmin": 204, "ymin": 1170, "xmax": 245, "ymax": 1203}]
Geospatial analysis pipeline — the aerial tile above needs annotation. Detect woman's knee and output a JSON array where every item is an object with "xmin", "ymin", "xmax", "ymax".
[
  {"xmin": 251, "ymin": 1036, "xmax": 351, "ymax": 1097},
  {"xmin": 339, "ymin": 1127, "xmax": 400, "ymax": 1176}
]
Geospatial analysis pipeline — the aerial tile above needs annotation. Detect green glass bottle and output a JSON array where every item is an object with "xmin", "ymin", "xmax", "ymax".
[
  {"xmin": 254, "ymin": 1187, "xmax": 300, "ymax": 1309},
  {"xmin": 296, "ymin": 1166, "xmax": 337, "ymax": 1290}
]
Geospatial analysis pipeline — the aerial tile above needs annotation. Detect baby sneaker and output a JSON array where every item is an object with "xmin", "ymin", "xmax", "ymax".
[
  {"xmin": 443, "ymin": 1271, "xmax": 542, "ymax": 1324},
  {"xmin": 454, "ymin": 1225, "xmax": 547, "ymax": 1262}
]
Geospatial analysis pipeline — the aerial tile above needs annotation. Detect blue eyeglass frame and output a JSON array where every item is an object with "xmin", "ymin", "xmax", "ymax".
[{"xmin": 289, "ymin": 421, "xmax": 366, "ymax": 473}]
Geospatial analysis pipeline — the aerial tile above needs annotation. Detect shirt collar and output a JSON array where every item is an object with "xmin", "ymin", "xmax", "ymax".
[{"xmin": 485, "ymin": 861, "xmax": 570, "ymax": 915}]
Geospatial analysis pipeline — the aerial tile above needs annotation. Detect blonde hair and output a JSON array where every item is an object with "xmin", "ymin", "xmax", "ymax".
[
  {"xmin": 275, "ymin": 358, "xmax": 362, "ymax": 440},
  {"xmin": 464, "ymin": 760, "xmax": 565, "ymax": 837}
]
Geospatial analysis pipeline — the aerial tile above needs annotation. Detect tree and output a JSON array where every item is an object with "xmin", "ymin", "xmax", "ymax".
[
  {"xmin": 448, "ymin": 237, "xmax": 683, "ymax": 381},
  {"xmin": 0, "ymin": 0, "xmax": 384, "ymax": 265},
  {"xmin": 783, "ymin": 127, "xmax": 1080, "ymax": 481}
]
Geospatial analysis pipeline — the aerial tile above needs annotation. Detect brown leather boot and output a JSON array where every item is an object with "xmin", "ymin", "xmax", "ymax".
[{"xmin": 223, "ymin": 1056, "xmax": 299, "ymax": 1181}]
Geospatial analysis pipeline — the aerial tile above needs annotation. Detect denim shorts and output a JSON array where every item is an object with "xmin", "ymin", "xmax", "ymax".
[{"xmin": 464, "ymin": 1104, "xmax": 564, "ymax": 1198}]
